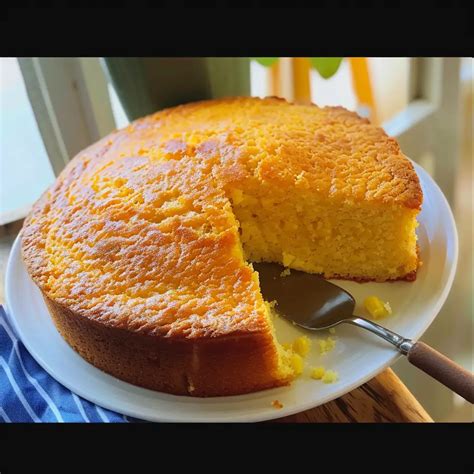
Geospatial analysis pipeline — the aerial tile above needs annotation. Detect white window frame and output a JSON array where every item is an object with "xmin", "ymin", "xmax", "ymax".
[
  {"xmin": 383, "ymin": 57, "xmax": 461, "ymax": 204},
  {"xmin": 18, "ymin": 57, "xmax": 116, "ymax": 177}
]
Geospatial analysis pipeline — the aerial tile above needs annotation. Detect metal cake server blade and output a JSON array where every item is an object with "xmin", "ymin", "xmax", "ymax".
[{"xmin": 254, "ymin": 262, "xmax": 474, "ymax": 403}]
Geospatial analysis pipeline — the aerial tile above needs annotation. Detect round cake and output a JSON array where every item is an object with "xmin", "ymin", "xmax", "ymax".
[{"xmin": 21, "ymin": 97, "xmax": 422, "ymax": 396}]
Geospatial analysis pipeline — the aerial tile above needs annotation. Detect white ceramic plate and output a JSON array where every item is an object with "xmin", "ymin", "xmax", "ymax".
[{"xmin": 5, "ymin": 163, "xmax": 458, "ymax": 422}]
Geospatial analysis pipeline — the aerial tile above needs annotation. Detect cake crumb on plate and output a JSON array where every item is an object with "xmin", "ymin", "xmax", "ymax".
[
  {"xmin": 272, "ymin": 400, "xmax": 283, "ymax": 409},
  {"xmin": 318, "ymin": 336, "xmax": 336, "ymax": 355},
  {"xmin": 364, "ymin": 296, "xmax": 392, "ymax": 319},
  {"xmin": 292, "ymin": 335, "xmax": 311, "ymax": 357},
  {"xmin": 310, "ymin": 366, "xmax": 325, "ymax": 380},
  {"xmin": 322, "ymin": 370, "xmax": 338, "ymax": 384}
]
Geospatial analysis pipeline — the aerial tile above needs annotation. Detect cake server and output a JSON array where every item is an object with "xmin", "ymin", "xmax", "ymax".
[{"xmin": 254, "ymin": 262, "xmax": 474, "ymax": 403}]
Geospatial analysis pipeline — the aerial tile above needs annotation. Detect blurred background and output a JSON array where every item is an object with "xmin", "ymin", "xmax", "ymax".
[{"xmin": 0, "ymin": 57, "xmax": 472, "ymax": 421}]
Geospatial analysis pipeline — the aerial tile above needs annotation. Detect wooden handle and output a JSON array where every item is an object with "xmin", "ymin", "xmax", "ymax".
[{"xmin": 407, "ymin": 341, "xmax": 474, "ymax": 403}]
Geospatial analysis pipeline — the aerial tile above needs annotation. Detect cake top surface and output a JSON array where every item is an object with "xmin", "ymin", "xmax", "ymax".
[{"xmin": 22, "ymin": 97, "xmax": 422, "ymax": 338}]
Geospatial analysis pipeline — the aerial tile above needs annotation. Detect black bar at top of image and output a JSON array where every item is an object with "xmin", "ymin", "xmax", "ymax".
[{"xmin": 0, "ymin": 5, "xmax": 472, "ymax": 57}]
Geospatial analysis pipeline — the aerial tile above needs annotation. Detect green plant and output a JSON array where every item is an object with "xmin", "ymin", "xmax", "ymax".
[{"xmin": 253, "ymin": 57, "xmax": 343, "ymax": 79}]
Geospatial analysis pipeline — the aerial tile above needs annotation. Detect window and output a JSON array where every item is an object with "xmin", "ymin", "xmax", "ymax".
[
  {"xmin": 250, "ymin": 57, "xmax": 410, "ymax": 126},
  {"xmin": 107, "ymin": 80, "xmax": 129, "ymax": 129},
  {"xmin": 0, "ymin": 57, "xmax": 464, "ymax": 227},
  {"xmin": 0, "ymin": 57, "xmax": 116, "ymax": 225},
  {"xmin": 0, "ymin": 58, "xmax": 55, "ymax": 225}
]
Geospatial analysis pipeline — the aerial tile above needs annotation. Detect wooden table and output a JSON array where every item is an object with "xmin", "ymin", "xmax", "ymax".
[
  {"xmin": 1, "ymin": 220, "xmax": 433, "ymax": 423},
  {"xmin": 275, "ymin": 368, "xmax": 432, "ymax": 422}
]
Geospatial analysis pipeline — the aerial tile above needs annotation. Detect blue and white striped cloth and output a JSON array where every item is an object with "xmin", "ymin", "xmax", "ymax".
[{"xmin": 0, "ymin": 305, "xmax": 141, "ymax": 422}]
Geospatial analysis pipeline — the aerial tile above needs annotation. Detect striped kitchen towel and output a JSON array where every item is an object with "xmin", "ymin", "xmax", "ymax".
[{"xmin": 0, "ymin": 305, "xmax": 141, "ymax": 423}]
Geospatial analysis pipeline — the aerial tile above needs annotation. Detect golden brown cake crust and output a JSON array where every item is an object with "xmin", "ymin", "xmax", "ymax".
[
  {"xmin": 21, "ymin": 97, "xmax": 422, "ymax": 395},
  {"xmin": 43, "ymin": 295, "xmax": 290, "ymax": 396}
]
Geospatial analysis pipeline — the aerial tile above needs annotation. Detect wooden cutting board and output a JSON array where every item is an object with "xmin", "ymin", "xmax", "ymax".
[{"xmin": 274, "ymin": 368, "xmax": 432, "ymax": 422}]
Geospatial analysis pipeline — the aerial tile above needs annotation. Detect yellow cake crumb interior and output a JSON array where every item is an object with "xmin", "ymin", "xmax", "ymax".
[
  {"xmin": 229, "ymin": 185, "xmax": 419, "ymax": 282},
  {"xmin": 228, "ymin": 181, "xmax": 416, "ymax": 380}
]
